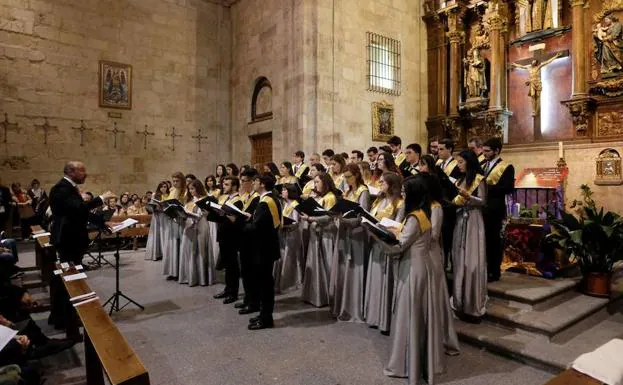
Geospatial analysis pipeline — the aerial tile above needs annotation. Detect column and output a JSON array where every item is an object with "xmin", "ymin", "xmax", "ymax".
[
  {"xmin": 570, "ymin": 0, "xmax": 587, "ymax": 96},
  {"xmin": 445, "ymin": 6, "xmax": 466, "ymax": 116},
  {"xmin": 484, "ymin": 1, "xmax": 509, "ymax": 110}
]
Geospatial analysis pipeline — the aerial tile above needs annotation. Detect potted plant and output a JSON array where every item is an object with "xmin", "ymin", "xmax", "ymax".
[{"xmin": 546, "ymin": 185, "xmax": 623, "ymax": 297}]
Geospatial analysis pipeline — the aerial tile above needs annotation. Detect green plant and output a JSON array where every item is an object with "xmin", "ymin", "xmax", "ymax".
[{"xmin": 546, "ymin": 186, "xmax": 623, "ymax": 275}]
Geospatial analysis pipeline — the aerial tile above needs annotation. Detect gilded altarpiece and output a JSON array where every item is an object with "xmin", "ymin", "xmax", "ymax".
[{"xmin": 423, "ymin": 0, "xmax": 623, "ymax": 145}]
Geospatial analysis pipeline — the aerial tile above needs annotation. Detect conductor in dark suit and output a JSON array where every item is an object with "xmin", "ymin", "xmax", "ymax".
[
  {"xmin": 49, "ymin": 162, "xmax": 112, "ymax": 264},
  {"xmin": 246, "ymin": 173, "xmax": 282, "ymax": 330},
  {"xmin": 482, "ymin": 138, "xmax": 515, "ymax": 282},
  {"xmin": 48, "ymin": 161, "xmax": 112, "ymax": 338}
]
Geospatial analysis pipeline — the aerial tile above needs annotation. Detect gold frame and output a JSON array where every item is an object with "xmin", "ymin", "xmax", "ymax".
[
  {"xmin": 595, "ymin": 148, "xmax": 623, "ymax": 186},
  {"xmin": 99, "ymin": 60, "xmax": 132, "ymax": 109},
  {"xmin": 371, "ymin": 101, "xmax": 394, "ymax": 141}
]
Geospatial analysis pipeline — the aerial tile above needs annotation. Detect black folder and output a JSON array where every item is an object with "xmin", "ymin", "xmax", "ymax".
[
  {"xmin": 294, "ymin": 198, "xmax": 329, "ymax": 217},
  {"xmin": 162, "ymin": 198, "xmax": 183, "ymax": 207},
  {"xmin": 163, "ymin": 204, "xmax": 190, "ymax": 220},
  {"xmin": 195, "ymin": 196, "xmax": 218, "ymax": 211},
  {"xmin": 357, "ymin": 207, "xmax": 379, "ymax": 224},
  {"xmin": 362, "ymin": 220, "xmax": 399, "ymax": 245},
  {"xmin": 282, "ymin": 216, "xmax": 297, "ymax": 226},
  {"xmin": 329, "ymin": 199, "xmax": 360, "ymax": 218}
]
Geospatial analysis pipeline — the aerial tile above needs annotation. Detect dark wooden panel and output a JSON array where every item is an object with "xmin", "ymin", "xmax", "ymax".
[{"xmin": 250, "ymin": 133, "xmax": 272, "ymax": 165}]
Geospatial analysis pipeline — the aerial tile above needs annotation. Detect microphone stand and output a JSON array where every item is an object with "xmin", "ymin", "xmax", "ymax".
[{"xmin": 102, "ymin": 231, "xmax": 144, "ymax": 315}]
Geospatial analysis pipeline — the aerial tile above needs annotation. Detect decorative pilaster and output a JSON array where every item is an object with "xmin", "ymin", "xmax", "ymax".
[
  {"xmin": 444, "ymin": 4, "xmax": 467, "ymax": 117},
  {"xmin": 483, "ymin": 0, "xmax": 512, "ymax": 141},
  {"xmin": 569, "ymin": 0, "xmax": 588, "ymax": 97}
]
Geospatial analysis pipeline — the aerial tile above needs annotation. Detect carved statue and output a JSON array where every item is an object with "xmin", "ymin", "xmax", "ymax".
[
  {"xmin": 531, "ymin": 0, "xmax": 546, "ymax": 31},
  {"xmin": 470, "ymin": 23, "xmax": 490, "ymax": 50},
  {"xmin": 517, "ymin": 0, "xmax": 558, "ymax": 35},
  {"xmin": 593, "ymin": 14, "xmax": 623, "ymax": 75},
  {"xmin": 464, "ymin": 48, "xmax": 487, "ymax": 98},
  {"xmin": 511, "ymin": 51, "xmax": 563, "ymax": 116}
]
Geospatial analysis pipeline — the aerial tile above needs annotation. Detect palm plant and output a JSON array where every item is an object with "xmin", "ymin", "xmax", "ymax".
[{"xmin": 546, "ymin": 185, "xmax": 623, "ymax": 275}]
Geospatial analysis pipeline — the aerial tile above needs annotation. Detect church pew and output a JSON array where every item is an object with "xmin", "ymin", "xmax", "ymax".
[
  {"xmin": 30, "ymin": 225, "xmax": 56, "ymax": 284},
  {"xmin": 60, "ymin": 265, "xmax": 150, "ymax": 385},
  {"xmin": 543, "ymin": 369, "xmax": 601, "ymax": 385}
]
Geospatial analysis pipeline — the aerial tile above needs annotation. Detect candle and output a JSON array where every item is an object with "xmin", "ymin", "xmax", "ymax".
[{"xmin": 558, "ymin": 141, "xmax": 564, "ymax": 159}]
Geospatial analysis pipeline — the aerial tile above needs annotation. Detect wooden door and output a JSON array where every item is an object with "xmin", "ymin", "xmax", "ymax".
[{"xmin": 250, "ymin": 133, "xmax": 272, "ymax": 165}]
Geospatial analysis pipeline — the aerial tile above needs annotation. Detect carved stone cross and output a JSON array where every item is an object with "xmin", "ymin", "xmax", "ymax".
[
  {"xmin": 136, "ymin": 124, "xmax": 155, "ymax": 150},
  {"xmin": 106, "ymin": 122, "xmax": 125, "ymax": 148},
  {"xmin": 34, "ymin": 117, "xmax": 57, "ymax": 145},
  {"xmin": 192, "ymin": 128, "xmax": 208, "ymax": 152},
  {"xmin": 71, "ymin": 120, "xmax": 92, "ymax": 147},
  {"xmin": 0, "ymin": 113, "xmax": 18, "ymax": 143},
  {"xmin": 166, "ymin": 126, "xmax": 182, "ymax": 152}
]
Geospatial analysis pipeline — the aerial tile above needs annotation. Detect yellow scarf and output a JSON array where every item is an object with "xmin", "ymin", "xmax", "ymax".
[
  {"xmin": 166, "ymin": 187, "xmax": 183, "ymax": 201},
  {"xmin": 260, "ymin": 195, "xmax": 281, "ymax": 229},
  {"xmin": 435, "ymin": 158, "xmax": 458, "ymax": 177},
  {"xmin": 371, "ymin": 198, "xmax": 403, "ymax": 220},
  {"xmin": 241, "ymin": 191, "xmax": 259, "ymax": 211},
  {"xmin": 478, "ymin": 153, "xmax": 486, "ymax": 164},
  {"xmin": 395, "ymin": 152, "xmax": 406, "ymax": 166},
  {"xmin": 452, "ymin": 174, "xmax": 484, "ymax": 206},
  {"xmin": 319, "ymin": 192, "xmax": 337, "ymax": 210},
  {"xmin": 279, "ymin": 176, "xmax": 297, "ymax": 184},
  {"xmin": 345, "ymin": 184, "xmax": 368, "ymax": 203},
  {"xmin": 485, "ymin": 160, "xmax": 510, "ymax": 186},
  {"xmin": 406, "ymin": 209, "xmax": 431, "ymax": 233},
  {"xmin": 294, "ymin": 164, "xmax": 309, "ymax": 178},
  {"xmin": 282, "ymin": 200, "xmax": 299, "ymax": 219},
  {"xmin": 431, "ymin": 200, "xmax": 442, "ymax": 209},
  {"xmin": 302, "ymin": 179, "xmax": 315, "ymax": 196}
]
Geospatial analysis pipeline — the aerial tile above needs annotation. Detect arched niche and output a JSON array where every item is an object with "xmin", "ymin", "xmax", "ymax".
[{"xmin": 251, "ymin": 77, "xmax": 273, "ymax": 122}]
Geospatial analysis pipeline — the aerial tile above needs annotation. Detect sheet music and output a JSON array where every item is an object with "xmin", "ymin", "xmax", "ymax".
[
  {"xmin": 225, "ymin": 202, "xmax": 251, "ymax": 217},
  {"xmin": 63, "ymin": 272, "xmax": 87, "ymax": 282},
  {"xmin": 111, "ymin": 218, "xmax": 138, "ymax": 233},
  {"xmin": 0, "ymin": 325, "xmax": 18, "ymax": 351},
  {"xmin": 449, "ymin": 176, "xmax": 457, "ymax": 184},
  {"xmin": 209, "ymin": 202, "xmax": 223, "ymax": 210},
  {"xmin": 73, "ymin": 296, "xmax": 100, "ymax": 307},
  {"xmin": 32, "ymin": 232, "xmax": 50, "ymax": 238},
  {"xmin": 379, "ymin": 217, "xmax": 402, "ymax": 230},
  {"xmin": 70, "ymin": 291, "xmax": 96, "ymax": 302}
]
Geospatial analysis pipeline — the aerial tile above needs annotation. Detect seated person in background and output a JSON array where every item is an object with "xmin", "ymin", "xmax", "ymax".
[
  {"xmin": 118, "ymin": 193, "xmax": 131, "ymax": 210},
  {"xmin": 145, "ymin": 190, "xmax": 153, "ymax": 200},
  {"xmin": 11, "ymin": 184, "xmax": 33, "ymax": 240},
  {"xmin": 126, "ymin": 197, "xmax": 147, "ymax": 216}
]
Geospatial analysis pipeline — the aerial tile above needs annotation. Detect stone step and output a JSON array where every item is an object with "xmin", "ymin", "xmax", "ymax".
[
  {"xmin": 487, "ymin": 272, "xmax": 581, "ymax": 308},
  {"xmin": 455, "ymin": 301, "xmax": 623, "ymax": 373},
  {"xmin": 485, "ymin": 293, "xmax": 610, "ymax": 339}
]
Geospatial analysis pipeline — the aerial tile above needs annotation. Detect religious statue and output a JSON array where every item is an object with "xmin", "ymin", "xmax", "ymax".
[
  {"xmin": 593, "ymin": 14, "xmax": 623, "ymax": 76},
  {"xmin": 516, "ymin": 0, "xmax": 558, "ymax": 36},
  {"xmin": 511, "ymin": 51, "xmax": 563, "ymax": 116},
  {"xmin": 463, "ymin": 48, "xmax": 487, "ymax": 98}
]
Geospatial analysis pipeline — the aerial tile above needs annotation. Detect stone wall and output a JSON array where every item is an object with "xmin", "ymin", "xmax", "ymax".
[
  {"xmin": 315, "ymin": 0, "xmax": 428, "ymax": 153},
  {"xmin": 504, "ymin": 142, "xmax": 623, "ymax": 214},
  {"xmin": 230, "ymin": 0, "xmax": 428, "ymax": 165},
  {"xmin": 0, "ymin": 0, "xmax": 231, "ymax": 195}
]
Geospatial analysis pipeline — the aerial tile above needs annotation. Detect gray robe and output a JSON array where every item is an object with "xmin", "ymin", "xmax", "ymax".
[
  {"xmin": 301, "ymin": 215, "xmax": 336, "ymax": 307},
  {"xmin": 330, "ymin": 190, "xmax": 371, "ymax": 322},
  {"xmin": 380, "ymin": 214, "xmax": 449, "ymax": 385},
  {"xmin": 145, "ymin": 211, "xmax": 163, "ymax": 261},
  {"xmin": 274, "ymin": 207, "xmax": 303, "ymax": 293},
  {"xmin": 364, "ymin": 198, "xmax": 405, "ymax": 332},
  {"xmin": 450, "ymin": 182, "xmax": 488, "ymax": 317},
  {"xmin": 178, "ymin": 217, "xmax": 198, "ymax": 285},
  {"xmin": 162, "ymin": 217, "xmax": 182, "ymax": 278}
]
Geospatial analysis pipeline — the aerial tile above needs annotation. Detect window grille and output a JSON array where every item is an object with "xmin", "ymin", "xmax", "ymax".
[{"xmin": 366, "ymin": 32, "xmax": 401, "ymax": 95}]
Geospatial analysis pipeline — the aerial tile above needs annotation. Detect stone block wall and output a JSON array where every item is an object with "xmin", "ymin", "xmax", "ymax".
[{"xmin": 0, "ymin": 0, "xmax": 231, "ymax": 195}]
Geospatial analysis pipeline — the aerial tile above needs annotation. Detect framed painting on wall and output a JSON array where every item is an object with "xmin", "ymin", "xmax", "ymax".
[
  {"xmin": 371, "ymin": 101, "xmax": 394, "ymax": 141},
  {"xmin": 99, "ymin": 60, "xmax": 132, "ymax": 109}
]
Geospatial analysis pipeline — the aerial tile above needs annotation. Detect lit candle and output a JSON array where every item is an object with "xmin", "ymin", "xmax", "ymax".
[{"xmin": 558, "ymin": 141, "xmax": 564, "ymax": 159}]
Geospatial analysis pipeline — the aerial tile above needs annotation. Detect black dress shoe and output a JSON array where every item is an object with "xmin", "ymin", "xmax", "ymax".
[
  {"xmin": 213, "ymin": 291, "xmax": 229, "ymax": 299},
  {"xmin": 238, "ymin": 306, "xmax": 260, "ymax": 315},
  {"xmin": 222, "ymin": 296, "xmax": 237, "ymax": 304},
  {"xmin": 234, "ymin": 302, "xmax": 248, "ymax": 309},
  {"xmin": 30, "ymin": 338, "xmax": 76, "ymax": 359},
  {"xmin": 166, "ymin": 276, "xmax": 177, "ymax": 281},
  {"xmin": 249, "ymin": 315, "xmax": 261, "ymax": 324},
  {"xmin": 248, "ymin": 319, "xmax": 273, "ymax": 330}
]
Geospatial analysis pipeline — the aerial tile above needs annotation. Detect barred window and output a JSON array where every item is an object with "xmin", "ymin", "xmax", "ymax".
[{"xmin": 367, "ymin": 32, "xmax": 401, "ymax": 95}]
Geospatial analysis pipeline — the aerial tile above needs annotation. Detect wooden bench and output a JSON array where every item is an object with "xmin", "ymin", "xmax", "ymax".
[
  {"xmin": 60, "ymin": 265, "xmax": 150, "ymax": 385},
  {"xmin": 30, "ymin": 225, "xmax": 56, "ymax": 284},
  {"xmin": 88, "ymin": 215, "xmax": 152, "ymax": 250},
  {"xmin": 543, "ymin": 369, "xmax": 601, "ymax": 385}
]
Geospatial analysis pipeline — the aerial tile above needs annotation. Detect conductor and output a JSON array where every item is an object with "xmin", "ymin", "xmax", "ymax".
[{"xmin": 48, "ymin": 161, "xmax": 113, "ymax": 338}]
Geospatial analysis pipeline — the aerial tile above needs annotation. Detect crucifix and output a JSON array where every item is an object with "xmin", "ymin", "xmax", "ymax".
[
  {"xmin": 136, "ymin": 124, "xmax": 155, "ymax": 150},
  {"xmin": 1, "ymin": 113, "xmax": 18, "ymax": 143},
  {"xmin": 34, "ymin": 117, "xmax": 57, "ymax": 145},
  {"xmin": 106, "ymin": 122, "xmax": 125, "ymax": 148},
  {"xmin": 166, "ymin": 126, "xmax": 182, "ymax": 151},
  {"xmin": 71, "ymin": 120, "xmax": 92, "ymax": 147},
  {"xmin": 192, "ymin": 128, "xmax": 208, "ymax": 152},
  {"xmin": 510, "ymin": 47, "xmax": 568, "ymax": 140}
]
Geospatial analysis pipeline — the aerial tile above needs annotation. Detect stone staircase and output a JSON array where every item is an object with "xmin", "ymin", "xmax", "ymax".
[{"xmin": 454, "ymin": 272, "xmax": 622, "ymax": 372}]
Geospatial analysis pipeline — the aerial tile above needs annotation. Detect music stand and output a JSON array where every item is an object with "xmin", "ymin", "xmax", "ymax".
[
  {"xmin": 85, "ymin": 210, "xmax": 114, "ymax": 267},
  {"xmin": 103, "ymin": 220, "xmax": 144, "ymax": 315}
]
